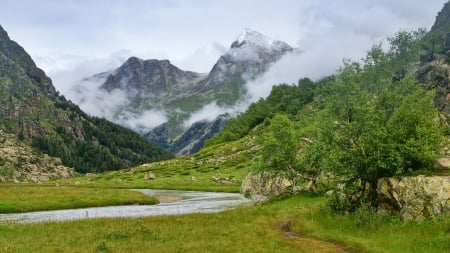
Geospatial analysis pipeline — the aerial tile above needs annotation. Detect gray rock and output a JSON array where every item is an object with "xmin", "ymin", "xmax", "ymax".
[
  {"xmin": 145, "ymin": 171, "xmax": 156, "ymax": 180},
  {"xmin": 240, "ymin": 172, "xmax": 294, "ymax": 196},
  {"xmin": 0, "ymin": 130, "xmax": 75, "ymax": 183},
  {"xmin": 377, "ymin": 176, "xmax": 450, "ymax": 220}
]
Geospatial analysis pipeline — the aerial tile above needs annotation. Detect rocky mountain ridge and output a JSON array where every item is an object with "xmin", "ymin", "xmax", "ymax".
[
  {"xmin": 75, "ymin": 29, "xmax": 294, "ymax": 155},
  {"xmin": 101, "ymin": 57, "xmax": 203, "ymax": 96}
]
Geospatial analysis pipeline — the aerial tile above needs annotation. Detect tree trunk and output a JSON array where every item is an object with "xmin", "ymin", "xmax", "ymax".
[{"xmin": 368, "ymin": 177, "xmax": 379, "ymax": 209}]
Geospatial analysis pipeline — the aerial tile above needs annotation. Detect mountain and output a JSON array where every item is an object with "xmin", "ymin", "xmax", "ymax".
[
  {"xmin": 0, "ymin": 24, "xmax": 172, "ymax": 174},
  {"xmin": 74, "ymin": 29, "xmax": 294, "ymax": 155},
  {"xmin": 101, "ymin": 57, "xmax": 203, "ymax": 95},
  {"xmin": 416, "ymin": 1, "xmax": 450, "ymax": 114},
  {"xmin": 0, "ymin": 129, "xmax": 75, "ymax": 183},
  {"xmin": 210, "ymin": 2, "xmax": 450, "ymax": 149},
  {"xmin": 209, "ymin": 28, "xmax": 293, "ymax": 79}
]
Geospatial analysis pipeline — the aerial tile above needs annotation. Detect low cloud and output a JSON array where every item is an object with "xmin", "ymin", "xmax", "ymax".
[
  {"xmin": 184, "ymin": 103, "xmax": 232, "ymax": 128},
  {"xmin": 117, "ymin": 110, "xmax": 168, "ymax": 134},
  {"xmin": 49, "ymin": 52, "xmax": 168, "ymax": 133},
  {"xmin": 245, "ymin": 32, "xmax": 375, "ymax": 102},
  {"xmin": 227, "ymin": 46, "xmax": 261, "ymax": 63},
  {"xmin": 181, "ymin": 26, "xmax": 380, "ymax": 128}
]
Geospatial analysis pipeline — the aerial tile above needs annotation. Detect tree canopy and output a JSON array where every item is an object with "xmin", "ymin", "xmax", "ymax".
[{"xmin": 254, "ymin": 30, "xmax": 446, "ymax": 209}]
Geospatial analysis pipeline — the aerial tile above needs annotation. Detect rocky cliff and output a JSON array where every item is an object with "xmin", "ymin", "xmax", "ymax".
[
  {"xmin": 102, "ymin": 57, "xmax": 203, "ymax": 96},
  {"xmin": 417, "ymin": 1, "xmax": 450, "ymax": 114}
]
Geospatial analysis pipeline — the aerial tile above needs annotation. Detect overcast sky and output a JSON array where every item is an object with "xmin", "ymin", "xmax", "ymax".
[{"xmin": 0, "ymin": 0, "xmax": 447, "ymax": 91}]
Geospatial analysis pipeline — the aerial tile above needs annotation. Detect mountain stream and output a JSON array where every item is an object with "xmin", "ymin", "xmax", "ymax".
[{"xmin": 0, "ymin": 189, "xmax": 252, "ymax": 223}]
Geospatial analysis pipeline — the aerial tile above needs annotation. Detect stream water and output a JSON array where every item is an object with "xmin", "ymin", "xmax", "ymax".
[{"xmin": 0, "ymin": 189, "xmax": 252, "ymax": 224}]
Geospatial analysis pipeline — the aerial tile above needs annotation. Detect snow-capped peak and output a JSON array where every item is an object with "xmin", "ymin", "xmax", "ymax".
[
  {"xmin": 237, "ymin": 28, "xmax": 273, "ymax": 46},
  {"xmin": 234, "ymin": 28, "xmax": 290, "ymax": 50}
]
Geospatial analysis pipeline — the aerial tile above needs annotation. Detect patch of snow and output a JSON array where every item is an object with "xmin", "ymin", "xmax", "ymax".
[{"xmin": 236, "ymin": 28, "xmax": 290, "ymax": 51}]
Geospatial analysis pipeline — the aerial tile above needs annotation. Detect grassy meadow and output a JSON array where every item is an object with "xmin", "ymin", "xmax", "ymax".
[
  {"xmin": 0, "ymin": 184, "xmax": 158, "ymax": 213},
  {"xmin": 58, "ymin": 137, "xmax": 258, "ymax": 193},
  {"xmin": 0, "ymin": 194, "xmax": 448, "ymax": 253}
]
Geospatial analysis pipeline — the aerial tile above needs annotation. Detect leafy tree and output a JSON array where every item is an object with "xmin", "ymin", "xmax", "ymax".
[
  {"xmin": 299, "ymin": 31, "xmax": 445, "ymax": 210},
  {"xmin": 259, "ymin": 114, "xmax": 297, "ymax": 175}
]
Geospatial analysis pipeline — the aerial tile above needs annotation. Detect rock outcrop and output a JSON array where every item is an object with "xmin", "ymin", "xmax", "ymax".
[
  {"xmin": 0, "ymin": 130, "xmax": 75, "ymax": 183},
  {"xmin": 240, "ymin": 172, "xmax": 294, "ymax": 196},
  {"xmin": 377, "ymin": 176, "xmax": 450, "ymax": 220},
  {"xmin": 417, "ymin": 56, "xmax": 450, "ymax": 114}
]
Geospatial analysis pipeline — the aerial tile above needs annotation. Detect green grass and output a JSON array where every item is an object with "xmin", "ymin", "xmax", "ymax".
[
  {"xmin": 0, "ymin": 194, "xmax": 447, "ymax": 253},
  {"xmin": 293, "ymin": 202, "xmax": 450, "ymax": 253},
  {"xmin": 0, "ymin": 184, "xmax": 158, "ymax": 213},
  {"xmin": 58, "ymin": 136, "xmax": 259, "ymax": 192}
]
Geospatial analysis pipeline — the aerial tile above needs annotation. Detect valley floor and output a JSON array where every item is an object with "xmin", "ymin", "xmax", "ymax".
[{"xmin": 0, "ymin": 191, "xmax": 448, "ymax": 253}]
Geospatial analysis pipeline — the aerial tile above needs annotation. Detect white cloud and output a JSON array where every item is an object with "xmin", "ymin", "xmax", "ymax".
[
  {"xmin": 183, "ymin": 103, "xmax": 230, "ymax": 127},
  {"xmin": 0, "ymin": 0, "xmax": 444, "ymax": 80},
  {"xmin": 118, "ymin": 110, "xmax": 168, "ymax": 134}
]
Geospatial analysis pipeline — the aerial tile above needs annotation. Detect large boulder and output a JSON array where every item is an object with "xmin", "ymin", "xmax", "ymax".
[
  {"xmin": 145, "ymin": 171, "xmax": 156, "ymax": 180},
  {"xmin": 240, "ymin": 172, "xmax": 293, "ymax": 196},
  {"xmin": 377, "ymin": 176, "xmax": 450, "ymax": 220}
]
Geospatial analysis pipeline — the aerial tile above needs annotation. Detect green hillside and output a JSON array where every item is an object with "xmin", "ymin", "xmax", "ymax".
[{"xmin": 0, "ymin": 25, "xmax": 172, "ymax": 174}]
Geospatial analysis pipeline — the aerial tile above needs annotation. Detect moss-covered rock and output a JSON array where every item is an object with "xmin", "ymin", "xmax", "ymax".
[
  {"xmin": 377, "ymin": 176, "xmax": 450, "ymax": 220},
  {"xmin": 240, "ymin": 171, "xmax": 293, "ymax": 196}
]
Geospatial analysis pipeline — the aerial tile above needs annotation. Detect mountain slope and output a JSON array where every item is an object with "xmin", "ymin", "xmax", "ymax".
[
  {"xmin": 74, "ymin": 29, "xmax": 294, "ymax": 155},
  {"xmin": 0, "ymin": 24, "xmax": 172, "ymax": 173},
  {"xmin": 0, "ymin": 129, "xmax": 75, "ymax": 183},
  {"xmin": 417, "ymin": 0, "xmax": 450, "ymax": 114}
]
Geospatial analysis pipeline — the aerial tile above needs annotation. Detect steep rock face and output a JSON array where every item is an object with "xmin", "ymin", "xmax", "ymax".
[
  {"xmin": 0, "ymin": 24, "xmax": 172, "ymax": 173},
  {"xmin": 0, "ymin": 26, "xmax": 55, "ymax": 96},
  {"xmin": 377, "ymin": 176, "xmax": 450, "ymax": 220},
  {"xmin": 0, "ymin": 130, "xmax": 75, "ymax": 183},
  {"xmin": 102, "ymin": 57, "xmax": 202, "ymax": 96},
  {"xmin": 174, "ymin": 114, "xmax": 231, "ymax": 156},
  {"xmin": 209, "ymin": 28, "xmax": 293, "ymax": 79},
  {"xmin": 77, "ymin": 29, "xmax": 294, "ymax": 156},
  {"xmin": 145, "ymin": 114, "xmax": 230, "ymax": 155},
  {"xmin": 432, "ymin": 1, "xmax": 450, "ymax": 31},
  {"xmin": 417, "ymin": 57, "xmax": 450, "ymax": 114},
  {"xmin": 417, "ymin": 2, "xmax": 450, "ymax": 114},
  {"xmin": 196, "ymin": 29, "xmax": 293, "ymax": 103}
]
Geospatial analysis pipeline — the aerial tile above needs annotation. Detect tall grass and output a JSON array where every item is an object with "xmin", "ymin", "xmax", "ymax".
[{"xmin": 293, "ymin": 204, "xmax": 450, "ymax": 253}]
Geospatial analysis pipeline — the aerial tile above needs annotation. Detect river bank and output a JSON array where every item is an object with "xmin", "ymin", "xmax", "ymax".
[{"xmin": 0, "ymin": 189, "xmax": 251, "ymax": 223}]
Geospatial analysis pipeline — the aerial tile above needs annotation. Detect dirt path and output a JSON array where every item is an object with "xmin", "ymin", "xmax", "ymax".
[{"xmin": 277, "ymin": 219, "xmax": 356, "ymax": 253}]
